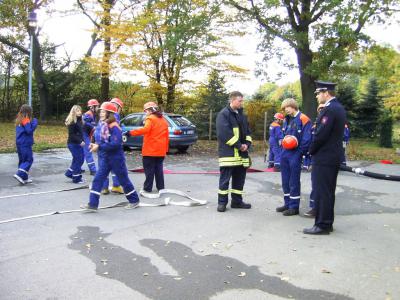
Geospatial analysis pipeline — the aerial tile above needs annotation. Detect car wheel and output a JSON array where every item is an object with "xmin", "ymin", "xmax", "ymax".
[{"xmin": 176, "ymin": 145, "xmax": 189, "ymax": 153}]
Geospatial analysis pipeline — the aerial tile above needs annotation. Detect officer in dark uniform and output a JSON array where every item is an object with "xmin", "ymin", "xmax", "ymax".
[
  {"xmin": 216, "ymin": 91, "xmax": 252, "ymax": 212},
  {"xmin": 303, "ymin": 81, "xmax": 346, "ymax": 235}
]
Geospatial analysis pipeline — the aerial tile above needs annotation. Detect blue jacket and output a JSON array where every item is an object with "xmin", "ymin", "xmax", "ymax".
[
  {"xmin": 83, "ymin": 110, "xmax": 96, "ymax": 136},
  {"xmin": 310, "ymin": 98, "xmax": 346, "ymax": 165},
  {"xmin": 282, "ymin": 112, "xmax": 312, "ymax": 155},
  {"xmin": 16, "ymin": 118, "xmax": 38, "ymax": 147},
  {"xmin": 269, "ymin": 121, "xmax": 283, "ymax": 147},
  {"xmin": 343, "ymin": 124, "xmax": 350, "ymax": 143},
  {"xmin": 216, "ymin": 106, "xmax": 252, "ymax": 167},
  {"xmin": 96, "ymin": 121, "xmax": 124, "ymax": 158}
]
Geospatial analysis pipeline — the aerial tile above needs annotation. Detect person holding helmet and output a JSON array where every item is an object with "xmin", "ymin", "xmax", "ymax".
[
  {"xmin": 277, "ymin": 98, "xmax": 312, "ymax": 216},
  {"xmin": 125, "ymin": 101, "xmax": 169, "ymax": 193},
  {"xmin": 267, "ymin": 112, "xmax": 284, "ymax": 171},
  {"xmin": 303, "ymin": 81, "xmax": 346, "ymax": 235},
  {"xmin": 81, "ymin": 101, "xmax": 140, "ymax": 211},
  {"xmin": 102, "ymin": 97, "xmax": 125, "ymax": 194},
  {"xmin": 82, "ymin": 99, "xmax": 99, "ymax": 175}
]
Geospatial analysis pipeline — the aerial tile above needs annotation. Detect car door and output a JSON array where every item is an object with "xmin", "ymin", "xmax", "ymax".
[{"xmin": 120, "ymin": 114, "xmax": 145, "ymax": 148}]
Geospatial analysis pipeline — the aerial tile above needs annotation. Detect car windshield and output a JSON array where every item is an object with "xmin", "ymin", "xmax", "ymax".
[
  {"xmin": 169, "ymin": 115, "xmax": 192, "ymax": 126},
  {"xmin": 122, "ymin": 115, "xmax": 143, "ymax": 126}
]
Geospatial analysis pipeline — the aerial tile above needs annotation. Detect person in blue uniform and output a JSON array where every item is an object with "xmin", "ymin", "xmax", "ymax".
[
  {"xmin": 100, "ymin": 97, "xmax": 125, "ymax": 194},
  {"xmin": 303, "ymin": 81, "xmax": 346, "ymax": 235},
  {"xmin": 13, "ymin": 104, "xmax": 38, "ymax": 184},
  {"xmin": 216, "ymin": 91, "xmax": 252, "ymax": 212},
  {"xmin": 341, "ymin": 123, "xmax": 350, "ymax": 166},
  {"xmin": 65, "ymin": 105, "xmax": 85, "ymax": 184},
  {"xmin": 81, "ymin": 101, "xmax": 140, "ymax": 211},
  {"xmin": 267, "ymin": 112, "xmax": 284, "ymax": 171},
  {"xmin": 82, "ymin": 99, "xmax": 99, "ymax": 175},
  {"xmin": 276, "ymin": 98, "xmax": 312, "ymax": 216},
  {"xmin": 304, "ymin": 103, "xmax": 325, "ymax": 218}
]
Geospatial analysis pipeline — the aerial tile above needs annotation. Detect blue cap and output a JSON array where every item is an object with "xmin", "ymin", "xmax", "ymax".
[{"xmin": 315, "ymin": 80, "xmax": 337, "ymax": 94}]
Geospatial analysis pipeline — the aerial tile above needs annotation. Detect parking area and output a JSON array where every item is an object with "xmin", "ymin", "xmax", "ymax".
[{"xmin": 0, "ymin": 149, "xmax": 399, "ymax": 299}]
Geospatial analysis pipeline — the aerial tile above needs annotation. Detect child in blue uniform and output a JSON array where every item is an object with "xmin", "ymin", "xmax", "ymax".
[
  {"xmin": 100, "ymin": 97, "xmax": 125, "ymax": 194},
  {"xmin": 82, "ymin": 99, "xmax": 99, "ymax": 175},
  {"xmin": 81, "ymin": 101, "xmax": 140, "ymax": 211},
  {"xmin": 341, "ymin": 123, "xmax": 350, "ymax": 165},
  {"xmin": 14, "ymin": 104, "xmax": 38, "ymax": 184},
  {"xmin": 268, "ymin": 113, "xmax": 284, "ymax": 171},
  {"xmin": 65, "ymin": 105, "xmax": 85, "ymax": 184},
  {"xmin": 277, "ymin": 98, "xmax": 312, "ymax": 216}
]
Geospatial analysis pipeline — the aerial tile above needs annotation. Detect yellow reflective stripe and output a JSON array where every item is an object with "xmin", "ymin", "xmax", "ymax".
[
  {"xmin": 234, "ymin": 147, "xmax": 239, "ymax": 157},
  {"xmin": 218, "ymin": 189, "xmax": 229, "ymax": 195},
  {"xmin": 226, "ymin": 127, "xmax": 239, "ymax": 146},
  {"xmin": 219, "ymin": 157, "xmax": 242, "ymax": 162},
  {"xmin": 219, "ymin": 161, "xmax": 243, "ymax": 167},
  {"xmin": 246, "ymin": 135, "xmax": 252, "ymax": 142},
  {"xmin": 231, "ymin": 189, "xmax": 243, "ymax": 195}
]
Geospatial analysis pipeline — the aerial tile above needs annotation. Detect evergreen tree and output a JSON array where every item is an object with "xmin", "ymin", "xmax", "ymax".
[
  {"xmin": 379, "ymin": 109, "xmax": 393, "ymax": 148},
  {"xmin": 337, "ymin": 84, "xmax": 356, "ymax": 128},
  {"xmin": 354, "ymin": 78, "xmax": 383, "ymax": 138}
]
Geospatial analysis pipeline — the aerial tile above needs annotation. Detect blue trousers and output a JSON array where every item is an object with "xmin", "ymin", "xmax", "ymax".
[
  {"xmin": 65, "ymin": 143, "xmax": 84, "ymax": 183},
  {"xmin": 16, "ymin": 145, "xmax": 33, "ymax": 180},
  {"xmin": 218, "ymin": 166, "xmax": 246, "ymax": 205},
  {"xmin": 280, "ymin": 150, "xmax": 302, "ymax": 209},
  {"xmin": 142, "ymin": 156, "xmax": 165, "ymax": 192},
  {"xmin": 89, "ymin": 153, "xmax": 139, "ymax": 208},
  {"xmin": 268, "ymin": 145, "xmax": 281, "ymax": 167},
  {"xmin": 83, "ymin": 134, "xmax": 96, "ymax": 173}
]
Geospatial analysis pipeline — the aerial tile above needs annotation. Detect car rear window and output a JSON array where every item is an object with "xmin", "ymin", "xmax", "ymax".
[
  {"xmin": 169, "ymin": 116, "xmax": 192, "ymax": 126},
  {"xmin": 122, "ymin": 115, "xmax": 144, "ymax": 126}
]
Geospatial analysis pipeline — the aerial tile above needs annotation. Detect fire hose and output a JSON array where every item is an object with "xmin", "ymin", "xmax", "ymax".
[{"xmin": 340, "ymin": 165, "xmax": 400, "ymax": 181}]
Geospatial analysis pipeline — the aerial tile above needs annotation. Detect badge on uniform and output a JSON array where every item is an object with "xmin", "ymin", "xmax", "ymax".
[{"xmin": 321, "ymin": 116, "xmax": 328, "ymax": 124}]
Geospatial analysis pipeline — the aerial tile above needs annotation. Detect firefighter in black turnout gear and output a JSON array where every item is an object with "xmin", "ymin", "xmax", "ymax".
[
  {"xmin": 303, "ymin": 81, "xmax": 346, "ymax": 235},
  {"xmin": 216, "ymin": 91, "xmax": 252, "ymax": 212}
]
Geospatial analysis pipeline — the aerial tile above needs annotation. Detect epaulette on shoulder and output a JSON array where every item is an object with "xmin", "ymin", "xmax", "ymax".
[
  {"xmin": 109, "ymin": 122, "xmax": 121, "ymax": 130},
  {"xmin": 300, "ymin": 113, "xmax": 310, "ymax": 125}
]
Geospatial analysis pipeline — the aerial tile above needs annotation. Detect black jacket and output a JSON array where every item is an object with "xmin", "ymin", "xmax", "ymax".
[
  {"xmin": 67, "ymin": 117, "xmax": 84, "ymax": 144},
  {"xmin": 216, "ymin": 105, "xmax": 252, "ymax": 167},
  {"xmin": 310, "ymin": 98, "xmax": 346, "ymax": 165}
]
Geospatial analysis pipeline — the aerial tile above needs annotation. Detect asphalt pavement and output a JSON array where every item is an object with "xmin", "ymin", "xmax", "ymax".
[{"xmin": 0, "ymin": 149, "xmax": 399, "ymax": 300}]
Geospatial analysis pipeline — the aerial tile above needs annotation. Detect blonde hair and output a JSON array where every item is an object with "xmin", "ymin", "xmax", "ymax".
[
  {"xmin": 15, "ymin": 104, "xmax": 33, "ymax": 126},
  {"xmin": 65, "ymin": 105, "xmax": 82, "ymax": 126},
  {"xmin": 281, "ymin": 98, "xmax": 298, "ymax": 110}
]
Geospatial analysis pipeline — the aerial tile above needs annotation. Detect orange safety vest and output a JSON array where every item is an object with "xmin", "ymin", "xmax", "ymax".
[{"xmin": 129, "ymin": 114, "xmax": 169, "ymax": 156}]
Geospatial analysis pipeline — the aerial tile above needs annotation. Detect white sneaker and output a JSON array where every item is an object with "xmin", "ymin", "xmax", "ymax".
[
  {"xmin": 80, "ymin": 204, "xmax": 98, "ymax": 212},
  {"xmin": 24, "ymin": 179, "xmax": 33, "ymax": 184},
  {"xmin": 13, "ymin": 174, "xmax": 25, "ymax": 184},
  {"xmin": 125, "ymin": 202, "xmax": 139, "ymax": 210}
]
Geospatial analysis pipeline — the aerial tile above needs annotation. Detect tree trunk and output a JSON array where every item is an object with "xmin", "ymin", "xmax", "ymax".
[
  {"xmin": 295, "ymin": 47, "xmax": 317, "ymax": 120},
  {"xmin": 165, "ymin": 82, "xmax": 175, "ymax": 112},
  {"xmin": 101, "ymin": 37, "xmax": 111, "ymax": 101},
  {"xmin": 32, "ymin": 33, "xmax": 51, "ymax": 120}
]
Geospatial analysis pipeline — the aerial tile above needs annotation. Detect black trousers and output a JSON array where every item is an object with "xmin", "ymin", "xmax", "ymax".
[
  {"xmin": 142, "ymin": 156, "xmax": 165, "ymax": 192},
  {"xmin": 218, "ymin": 166, "xmax": 246, "ymax": 205},
  {"xmin": 312, "ymin": 164, "xmax": 340, "ymax": 230}
]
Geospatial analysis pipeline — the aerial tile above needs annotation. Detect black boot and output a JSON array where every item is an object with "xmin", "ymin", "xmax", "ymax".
[
  {"xmin": 217, "ymin": 204, "xmax": 227, "ymax": 212},
  {"xmin": 231, "ymin": 202, "xmax": 251, "ymax": 209},
  {"xmin": 276, "ymin": 205, "xmax": 288, "ymax": 212},
  {"xmin": 303, "ymin": 208, "xmax": 316, "ymax": 218},
  {"xmin": 282, "ymin": 208, "xmax": 299, "ymax": 216}
]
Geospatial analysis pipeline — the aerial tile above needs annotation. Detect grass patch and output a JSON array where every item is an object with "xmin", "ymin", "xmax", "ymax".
[{"xmin": 0, "ymin": 122, "xmax": 67, "ymax": 153}]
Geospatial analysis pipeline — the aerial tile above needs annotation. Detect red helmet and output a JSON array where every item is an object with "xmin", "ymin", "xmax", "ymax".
[
  {"xmin": 87, "ymin": 99, "xmax": 99, "ymax": 107},
  {"xmin": 282, "ymin": 135, "xmax": 298, "ymax": 150},
  {"xmin": 274, "ymin": 113, "xmax": 284, "ymax": 120},
  {"xmin": 100, "ymin": 101, "xmax": 118, "ymax": 113},
  {"xmin": 110, "ymin": 97, "xmax": 123, "ymax": 109}
]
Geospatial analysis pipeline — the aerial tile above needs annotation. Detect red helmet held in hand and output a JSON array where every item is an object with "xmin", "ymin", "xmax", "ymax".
[
  {"xmin": 110, "ymin": 97, "xmax": 123, "ymax": 109},
  {"xmin": 274, "ymin": 113, "xmax": 284, "ymax": 120},
  {"xmin": 282, "ymin": 135, "xmax": 298, "ymax": 150},
  {"xmin": 100, "ymin": 101, "xmax": 118, "ymax": 113},
  {"xmin": 87, "ymin": 99, "xmax": 99, "ymax": 107}
]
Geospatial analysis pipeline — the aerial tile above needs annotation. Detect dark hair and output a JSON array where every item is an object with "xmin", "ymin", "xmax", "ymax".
[
  {"xmin": 229, "ymin": 91, "xmax": 243, "ymax": 99},
  {"xmin": 15, "ymin": 104, "xmax": 32, "ymax": 125},
  {"xmin": 106, "ymin": 112, "xmax": 117, "ymax": 124}
]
